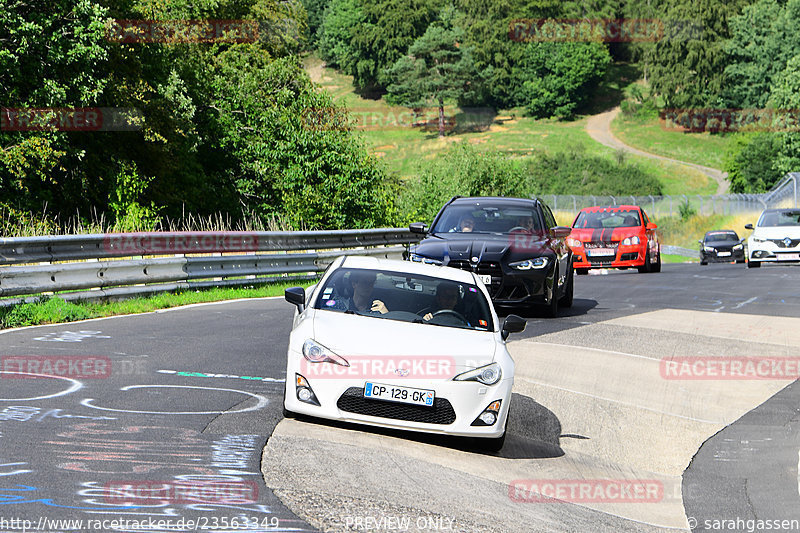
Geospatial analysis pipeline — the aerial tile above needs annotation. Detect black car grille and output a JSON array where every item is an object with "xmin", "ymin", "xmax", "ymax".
[
  {"xmin": 620, "ymin": 252, "xmax": 638, "ymax": 261},
  {"xmin": 768, "ymin": 238, "xmax": 800, "ymax": 248},
  {"xmin": 447, "ymin": 260, "xmax": 502, "ymax": 296},
  {"xmin": 337, "ymin": 387, "xmax": 456, "ymax": 425}
]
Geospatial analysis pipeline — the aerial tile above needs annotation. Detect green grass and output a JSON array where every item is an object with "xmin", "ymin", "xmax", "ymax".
[
  {"xmin": 610, "ymin": 113, "xmax": 735, "ymax": 173},
  {"xmin": 662, "ymin": 253, "xmax": 698, "ymax": 263},
  {"xmin": 305, "ymin": 55, "xmax": 714, "ymax": 195},
  {"xmin": 0, "ymin": 280, "xmax": 317, "ymax": 329}
]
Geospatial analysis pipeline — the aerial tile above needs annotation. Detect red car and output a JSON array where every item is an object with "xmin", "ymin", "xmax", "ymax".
[{"xmin": 568, "ymin": 205, "xmax": 661, "ymax": 274}]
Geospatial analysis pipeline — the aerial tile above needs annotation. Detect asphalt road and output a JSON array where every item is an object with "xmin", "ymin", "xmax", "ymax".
[{"xmin": 0, "ymin": 261, "xmax": 798, "ymax": 532}]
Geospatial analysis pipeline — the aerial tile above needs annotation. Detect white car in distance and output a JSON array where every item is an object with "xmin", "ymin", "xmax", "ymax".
[
  {"xmin": 745, "ymin": 208, "xmax": 800, "ymax": 268},
  {"xmin": 282, "ymin": 255, "xmax": 526, "ymax": 451}
]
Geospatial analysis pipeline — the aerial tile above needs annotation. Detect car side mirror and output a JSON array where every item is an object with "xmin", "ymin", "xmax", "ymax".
[
  {"xmin": 550, "ymin": 226, "xmax": 572, "ymax": 239},
  {"xmin": 409, "ymin": 222, "xmax": 428, "ymax": 235},
  {"xmin": 698, "ymin": 240, "xmax": 703, "ymax": 245},
  {"xmin": 501, "ymin": 314, "xmax": 526, "ymax": 340},
  {"xmin": 745, "ymin": 224, "xmax": 754, "ymax": 230},
  {"xmin": 285, "ymin": 287, "xmax": 306, "ymax": 311},
  {"xmin": 646, "ymin": 222, "xmax": 657, "ymax": 230}
]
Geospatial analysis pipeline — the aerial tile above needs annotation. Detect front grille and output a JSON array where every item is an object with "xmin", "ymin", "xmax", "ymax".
[
  {"xmin": 584, "ymin": 241, "xmax": 620, "ymax": 249},
  {"xmin": 768, "ymin": 238, "xmax": 800, "ymax": 248},
  {"xmin": 447, "ymin": 260, "xmax": 502, "ymax": 296},
  {"xmin": 337, "ymin": 387, "xmax": 456, "ymax": 425}
]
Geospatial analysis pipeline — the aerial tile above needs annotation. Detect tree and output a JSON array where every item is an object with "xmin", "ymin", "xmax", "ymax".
[
  {"xmin": 384, "ymin": 6, "xmax": 480, "ymax": 137},
  {"xmin": 724, "ymin": 133, "xmax": 783, "ymax": 193},
  {"xmin": 768, "ymin": 54, "xmax": 800, "ymax": 177},
  {"xmin": 647, "ymin": 0, "xmax": 751, "ymax": 108},
  {"xmin": 347, "ymin": 0, "xmax": 442, "ymax": 95},
  {"xmin": 512, "ymin": 40, "xmax": 611, "ymax": 118},
  {"xmin": 723, "ymin": 0, "xmax": 800, "ymax": 108},
  {"xmin": 318, "ymin": 0, "xmax": 364, "ymax": 72}
]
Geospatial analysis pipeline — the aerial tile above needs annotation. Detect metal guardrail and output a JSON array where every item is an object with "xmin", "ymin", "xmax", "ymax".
[
  {"xmin": 661, "ymin": 245, "xmax": 700, "ymax": 259},
  {"xmin": 0, "ymin": 230, "xmax": 416, "ymax": 307}
]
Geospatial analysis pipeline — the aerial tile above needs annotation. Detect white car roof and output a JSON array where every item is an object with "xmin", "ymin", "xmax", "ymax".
[{"xmin": 339, "ymin": 255, "xmax": 477, "ymax": 284}]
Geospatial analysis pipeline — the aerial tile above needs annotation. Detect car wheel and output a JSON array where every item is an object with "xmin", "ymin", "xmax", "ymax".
[
  {"xmin": 700, "ymin": 260, "xmax": 707, "ymax": 265},
  {"xmin": 736, "ymin": 259, "xmax": 745, "ymax": 264},
  {"xmin": 543, "ymin": 266, "xmax": 559, "ymax": 318},
  {"xmin": 576, "ymin": 268, "xmax": 589, "ymax": 275},
  {"xmin": 747, "ymin": 260, "xmax": 761, "ymax": 268},
  {"xmin": 637, "ymin": 250, "xmax": 652, "ymax": 273},
  {"xmin": 282, "ymin": 380, "xmax": 296, "ymax": 419},
  {"xmin": 651, "ymin": 248, "xmax": 662, "ymax": 272},
  {"xmin": 473, "ymin": 407, "xmax": 509, "ymax": 453},
  {"xmin": 559, "ymin": 265, "xmax": 574, "ymax": 308}
]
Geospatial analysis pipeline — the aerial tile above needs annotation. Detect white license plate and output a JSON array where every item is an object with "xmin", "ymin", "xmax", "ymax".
[
  {"xmin": 479, "ymin": 274, "xmax": 492, "ymax": 285},
  {"xmin": 717, "ymin": 251, "xmax": 731, "ymax": 257},
  {"xmin": 778, "ymin": 253, "xmax": 800, "ymax": 260},
  {"xmin": 588, "ymin": 248, "xmax": 615, "ymax": 257},
  {"xmin": 364, "ymin": 382, "xmax": 434, "ymax": 407}
]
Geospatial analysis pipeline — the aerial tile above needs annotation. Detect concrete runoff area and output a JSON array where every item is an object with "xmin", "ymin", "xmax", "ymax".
[{"xmin": 263, "ymin": 309, "xmax": 799, "ymax": 532}]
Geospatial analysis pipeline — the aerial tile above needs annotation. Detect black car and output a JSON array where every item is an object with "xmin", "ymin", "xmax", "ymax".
[
  {"xmin": 699, "ymin": 230, "xmax": 745, "ymax": 264},
  {"xmin": 405, "ymin": 196, "xmax": 573, "ymax": 317}
]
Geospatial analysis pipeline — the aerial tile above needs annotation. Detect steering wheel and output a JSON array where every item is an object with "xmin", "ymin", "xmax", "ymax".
[
  {"xmin": 430, "ymin": 309, "xmax": 469, "ymax": 325},
  {"xmin": 507, "ymin": 226, "xmax": 529, "ymax": 233}
]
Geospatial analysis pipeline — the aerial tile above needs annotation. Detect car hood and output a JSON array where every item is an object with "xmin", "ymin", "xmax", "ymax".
[
  {"xmin": 311, "ymin": 310, "xmax": 498, "ymax": 370},
  {"xmin": 413, "ymin": 232, "xmax": 550, "ymax": 262},
  {"xmin": 569, "ymin": 227, "xmax": 641, "ymax": 241},
  {"xmin": 750, "ymin": 226, "xmax": 800, "ymax": 239}
]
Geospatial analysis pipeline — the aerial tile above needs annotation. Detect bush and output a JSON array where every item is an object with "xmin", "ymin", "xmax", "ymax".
[
  {"xmin": 724, "ymin": 133, "xmax": 783, "ymax": 193},
  {"xmin": 1, "ymin": 297, "xmax": 93, "ymax": 328}
]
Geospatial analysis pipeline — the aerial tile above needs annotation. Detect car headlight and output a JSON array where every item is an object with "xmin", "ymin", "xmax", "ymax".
[
  {"xmin": 703, "ymin": 246, "xmax": 716, "ymax": 252},
  {"xmin": 509, "ymin": 257, "xmax": 549, "ymax": 270},
  {"xmin": 566, "ymin": 238, "xmax": 582, "ymax": 247},
  {"xmin": 302, "ymin": 339, "xmax": 349, "ymax": 366},
  {"xmin": 409, "ymin": 253, "xmax": 443, "ymax": 265},
  {"xmin": 733, "ymin": 244, "xmax": 743, "ymax": 250},
  {"xmin": 454, "ymin": 362, "xmax": 502, "ymax": 385},
  {"xmin": 622, "ymin": 236, "xmax": 640, "ymax": 246}
]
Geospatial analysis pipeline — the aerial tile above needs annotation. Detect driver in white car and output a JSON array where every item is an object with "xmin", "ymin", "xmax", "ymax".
[{"xmin": 421, "ymin": 281, "xmax": 461, "ymax": 322}]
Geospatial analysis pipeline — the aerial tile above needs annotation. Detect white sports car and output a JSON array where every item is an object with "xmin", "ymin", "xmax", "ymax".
[
  {"xmin": 745, "ymin": 208, "xmax": 800, "ymax": 268},
  {"xmin": 282, "ymin": 255, "xmax": 526, "ymax": 451}
]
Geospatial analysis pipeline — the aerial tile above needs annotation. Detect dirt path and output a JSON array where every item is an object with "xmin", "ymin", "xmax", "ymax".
[{"xmin": 586, "ymin": 107, "xmax": 730, "ymax": 195}]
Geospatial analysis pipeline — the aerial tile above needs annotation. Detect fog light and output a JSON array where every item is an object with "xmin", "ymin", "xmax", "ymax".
[
  {"xmin": 478, "ymin": 412, "xmax": 497, "ymax": 425},
  {"xmin": 295, "ymin": 373, "xmax": 320, "ymax": 406},
  {"xmin": 471, "ymin": 400, "xmax": 502, "ymax": 426}
]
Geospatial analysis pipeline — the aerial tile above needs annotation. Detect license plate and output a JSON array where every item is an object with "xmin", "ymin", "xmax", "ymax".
[
  {"xmin": 364, "ymin": 382, "xmax": 434, "ymax": 407},
  {"xmin": 479, "ymin": 274, "xmax": 492, "ymax": 285},
  {"xmin": 588, "ymin": 248, "xmax": 615, "ymax": 257},
  {"xmin": 717, "ymin": 251, "xmax": 731, "ymax": 257},
  {"xmin": 778, "ymin": 253, "xmax": 800, "ymax": 260}
]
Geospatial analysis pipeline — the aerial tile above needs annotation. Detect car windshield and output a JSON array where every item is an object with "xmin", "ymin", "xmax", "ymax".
[
  {"xmin": 706, "ymin": 232, "xmax": 738, "ymax": 242},
  {"xmin": 430, "ymin": 203, "xmax": 542, "ymax": 235},
  {"xmin": 758, "ymin": 210, "xmax": 800, "ymax": 227},
  {"xmin": 313, "ymin": 268, "xmax": 494, "ymax": 331},
  {"xmin": 574, "ymin": 209, "xmax": 641, "ymax": 229}
]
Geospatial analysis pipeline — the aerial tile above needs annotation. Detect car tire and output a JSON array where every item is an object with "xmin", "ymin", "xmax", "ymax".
[
  {"xmin": 282, "ymin": 381, "xmax": 296, "ymax": 419},
  {"xmin": 473, "ymin": 407, "xmax": 509, "ymax": 453},
  {"xmin": 543, "ymin": 266, "xmax": 559, "ymax": 318},
  {"xmin": 559, "ymin": 265, "xmax": 574, "ymax": 308},
  {"xmin": 700, "ymin": 260, "xmax": 707, "ymax": 265},
  {"xmin": 637, "ymin": 250, "xmax": 652, "ymax": 273},
  {"xmin": 747, "ymin": 260, "xmax": 761, "ymax": 268},
  {"xmin": 576, "ymin": 268, "xmax": 589, "ymax": 275},
  {"xmin": 651, "ymin": 248, "xmax": 662, "ymax": 272},
  {"xmin": 736, "ymin": 259, "xmax": 745, "ymax": 264}
]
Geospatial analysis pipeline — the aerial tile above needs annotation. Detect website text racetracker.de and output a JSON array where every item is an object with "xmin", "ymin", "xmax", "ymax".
[{"xmin": 0, "ymin": 516, "xmax": 282, "ymax": 532}]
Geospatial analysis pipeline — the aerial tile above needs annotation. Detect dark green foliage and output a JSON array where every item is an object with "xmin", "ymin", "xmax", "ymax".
[
  {"xmin": 384, "ymin": 6, "xmax": 481, "ymax": 136},
  {"xmin": 723, "ymin": 0, "xmax": 800, "ymax": 108},
  {"xmin": 724, "ymin": 133, "xmax": 783, "ymax": 193},
  {"xmin": 301, "ymin": 0, "xmax": 330, "ymax": 45}
]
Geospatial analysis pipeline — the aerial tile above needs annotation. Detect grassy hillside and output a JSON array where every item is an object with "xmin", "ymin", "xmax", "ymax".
[{"xmin": 305, "ymin": 55, "xmax": 717, "ymax": 195}]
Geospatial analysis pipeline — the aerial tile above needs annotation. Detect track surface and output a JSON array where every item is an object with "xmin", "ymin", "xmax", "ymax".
[{"xmin": 0, "ymin": 262, "xmax": 798, "ymax": 532}]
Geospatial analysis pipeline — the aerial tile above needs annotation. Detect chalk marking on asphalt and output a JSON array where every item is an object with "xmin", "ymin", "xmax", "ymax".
[
  {"xmin": 0, "ymin": 371, "xmax": 83, "ymax": 401},
  {"xmin": 81, "ymin": 384, "xmax": 268, "ymax": 414},
  {"xmin": 733, "ymin": 296, "xmax": 758, "ymax": 309},
  {"xmin": 516, "ymin": 377, "xmax": 721, "ymax": 424},
  {"xmin": 517, "ymin": 340, "xmax": 660, "ymax": 362}
]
